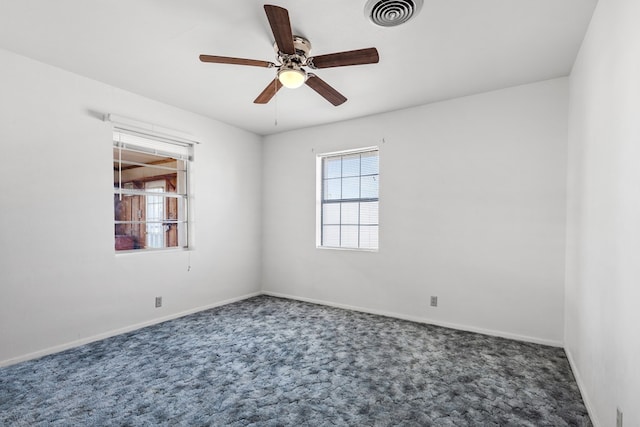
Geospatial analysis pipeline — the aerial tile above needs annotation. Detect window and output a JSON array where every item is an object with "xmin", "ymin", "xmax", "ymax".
[
  {"xmin": 113, "ymin": 131, "xmax": 192, "ymax": 251},
  {"xmin": 318, "ymin": 148, "xmax": 379, "ymax": 250}
]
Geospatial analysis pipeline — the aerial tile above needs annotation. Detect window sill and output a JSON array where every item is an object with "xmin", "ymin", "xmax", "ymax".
[
  {"xmin": 316, "ymin": 246, "xmax": 378, "ymax": 253},
  {"xmin": 115, "ymin": 247, "xmax": 190, "ymax": 256}
]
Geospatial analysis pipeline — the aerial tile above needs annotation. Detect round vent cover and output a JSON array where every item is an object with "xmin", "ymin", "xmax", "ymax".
[{"xmin": 364, "ymin": 0, "xmax": 423, "ymax": 27}]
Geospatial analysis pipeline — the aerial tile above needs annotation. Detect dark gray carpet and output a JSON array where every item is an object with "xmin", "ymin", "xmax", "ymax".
[{"xmin": 1, "ymin": 295, "xmax": 591, "ymax": 426}]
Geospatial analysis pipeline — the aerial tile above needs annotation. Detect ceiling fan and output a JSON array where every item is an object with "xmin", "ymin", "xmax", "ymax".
[{"xmin": 199, "ymin": 4, "xmax": 379, "ymax": 106}]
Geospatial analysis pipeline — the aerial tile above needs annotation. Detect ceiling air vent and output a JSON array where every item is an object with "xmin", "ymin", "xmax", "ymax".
[{"xmin": 365, "ymin": 0, "xmax": 424, "ymax": 27}]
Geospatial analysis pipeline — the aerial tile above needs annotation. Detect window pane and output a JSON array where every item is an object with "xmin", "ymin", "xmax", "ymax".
[
  {"xmin": 323, "ymin": 203, "xmax": 340, "ymax": 224},
  {"xmin": 114, "ymin": 225, "xmax": 140, "ymax": 250},
  {"xmin": 324, "ymin": 178, "xmax": 341, "ymax": 200},
  {"xmin": 360, "ymin": 225, "xmax": 378, "ymax": 249},
  {"xmin": 323, "ymin": 225, "xmax": 340, "ymax": 247},
  {"xmin": 114, "ymin": 149, "xmax": 185, "ymax": 194},
  {"xmin": 341, "ymin": 202, "xmax": 359, "ymax": 225},
  {"xmin": 340, "ymin": 225, "xmax": 359, "ymax": 247},
  {"xmin": 115, "ymin": 193, "xmax": 185, "ymax": 251},
  {"xmin": 360, "ymin": 202, "xmax": 378, "ymax": 225},
  {"xmin": 324, "ymin": 157, "xmax": 341, "ymax": 179},
  {"xmin": 361, "ymin": 151, "xmax": 379, "ymax": 175},
  {"xmin": 342, "ymin": 177, "xmax": 360, "ymax": 199},
  {"xmin": 341, "ymin": 154, "xmax": 360, "ymax": 177},
  {"xmin": 114, "ymin": 194, "xmax": 145, "ymax": 223},
  {"xmin": 175, "ymin": 222, "xmax": 188, "ymax": 247},
  {"xmin": 145, "ymin": 187, "xmax": 164, "ymax": 248},
  {"xmin": 168, "ymin": 197, "xmax": 185, "ymax": 222},
  {"xmin": 146, "ymin": 222, "xmax": 164, "ymax": 248},
  {"xmin": 361, "ymin": 175, "xmax": 379, "ymax": 199}
]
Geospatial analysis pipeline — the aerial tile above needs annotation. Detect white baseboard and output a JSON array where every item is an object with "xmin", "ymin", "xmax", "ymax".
[
  {"xmin": 0, "ymin": 291, "xmax": 261, "ymax": 368},
  {"xmin": 2, "ymin": 290, "xmax": 564, "ymax": 368},
  {"xmin": 3, "ymin": 290, "xmax": 594, "ymax": 425},
  {"xmin": 565, "ymin": 347, "xmax": 600, "ymax": 426},
  {"xmin": 261, "ymin": 290, "xmax": 564, "ymax": 348}
]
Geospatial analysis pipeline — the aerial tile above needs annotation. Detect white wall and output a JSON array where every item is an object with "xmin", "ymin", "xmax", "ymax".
[
  {"xmin": 262, "ymin": 78, "xmax": 569, "ymax": 345},
  {"xmin": 566, "ymin": 0, "xmax": 640, "ymax": 425},
  {"xmin": 0, "ymin": 49, "xmax": 263, "ymax": 365}
]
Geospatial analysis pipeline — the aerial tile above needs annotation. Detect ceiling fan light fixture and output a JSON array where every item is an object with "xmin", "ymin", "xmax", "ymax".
[
  {"xmin": 200, "ymin": 5, "xmax": 379, "ymax": 105},
  {"xmin": 278, "ymin": 68, "xmax": 307, "ymax": 89}
]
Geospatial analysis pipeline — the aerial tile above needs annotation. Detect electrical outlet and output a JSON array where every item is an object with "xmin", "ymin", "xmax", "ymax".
[
  {"xmin": 155, "ymin": 296, "xmax": 162, "ymax": 308},
  {"xmin": 617, "ymin": 408, "xmax": 623, "ymax": 427},
  {"xmin": 430, "ymin": 296, "xmax": 438, "ymax": 307}
]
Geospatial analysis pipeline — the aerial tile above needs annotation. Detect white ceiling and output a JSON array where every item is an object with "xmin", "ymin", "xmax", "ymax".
[{"xmin": 0, "ymin": 0, "xmax": 597, "ymax": 136}]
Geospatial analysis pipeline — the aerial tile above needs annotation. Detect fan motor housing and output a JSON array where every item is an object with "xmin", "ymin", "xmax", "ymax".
[{"xmin": 274, "ymin": 36, "xmax": 312, "ymax": 62}]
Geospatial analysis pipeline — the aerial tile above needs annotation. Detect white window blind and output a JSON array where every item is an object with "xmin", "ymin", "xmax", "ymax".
[{"xmin": 113, "ymin": 130, "xmax": 192, "ymax": 160}]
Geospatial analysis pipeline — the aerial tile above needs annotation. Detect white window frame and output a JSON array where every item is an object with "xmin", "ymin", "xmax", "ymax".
[
  {"xmin": 316, "ymin": 146, "xmax": 379, "ymax": 251},
  {"xmin": 110, "ymin": 116, "xmax": 195, "ymax": 253}
]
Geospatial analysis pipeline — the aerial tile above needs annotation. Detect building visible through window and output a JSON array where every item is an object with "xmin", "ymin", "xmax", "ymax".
[
  {"xmin": 113, "ymin": 132, "xmax": 191, "ymax": 251},
  {"xmin": 318, "ymin": 148, "xmax": 379, "ymax": 250}
]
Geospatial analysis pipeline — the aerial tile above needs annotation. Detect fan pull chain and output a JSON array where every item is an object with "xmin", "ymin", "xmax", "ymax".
[{"xmin": 274, "ymin": 78, "xmax": 278, "ymax": 126}]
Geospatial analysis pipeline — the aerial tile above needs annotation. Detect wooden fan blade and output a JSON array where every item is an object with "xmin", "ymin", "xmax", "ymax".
[
  {"xmin": 305, "ymin": 74, "xmax": 347, "ymax": 106},
  {"xmin": 199, "ymin": 55, "xmax": 274, "ymax": 68},
  {"xmin": 254, "ymin": 78, "xmax": 283, "ymax": 104},
  {"xmin": 308, "ymin": 48, "xmax": 379, "ymax": 69},
  {"xmin": 264, "ymin": 5, "xmax": 295, "ymax": 55}
]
